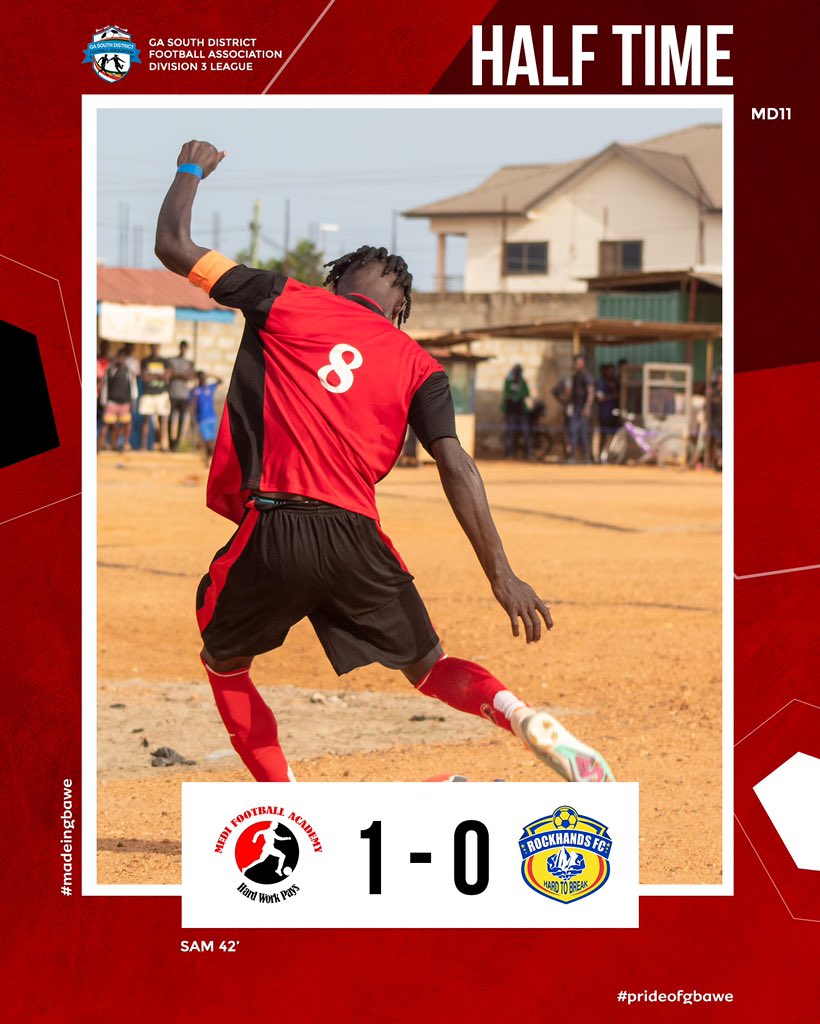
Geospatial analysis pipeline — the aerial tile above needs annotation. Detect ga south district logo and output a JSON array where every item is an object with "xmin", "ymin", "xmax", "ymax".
[
  {"xmin": 519, "ymin": 806, "xmax": 612, "ymax": 903},
  {"xmin": 215, "ymin": 805, "xmax": 323, "ymax": 906},
  {"xmin": 82, "ymin": 25, "xmax": 141, "ymax": 82}
]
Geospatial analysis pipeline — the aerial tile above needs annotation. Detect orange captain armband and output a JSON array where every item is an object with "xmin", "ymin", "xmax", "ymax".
[{"xmin": 188, "ymin": 250, "xmax": 238, "ymax": 294}]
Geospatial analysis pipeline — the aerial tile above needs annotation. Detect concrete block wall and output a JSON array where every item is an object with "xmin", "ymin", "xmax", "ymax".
[
  {"xmin": 408, "ymin": 290, "xmax": 595, "ymax": 331},
  {"xmin": 172, "ymin": 316, "xmax": 244, "ymax": 385}
]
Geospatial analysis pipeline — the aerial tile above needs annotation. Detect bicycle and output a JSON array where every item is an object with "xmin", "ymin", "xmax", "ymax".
[{"xmin": 601, "ymin": 411, "xmax": 684, "ymax": 467}]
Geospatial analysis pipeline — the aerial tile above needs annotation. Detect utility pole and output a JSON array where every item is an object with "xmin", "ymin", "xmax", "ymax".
[
  {"xmin": 499, "ymin": 194, "xmax": 508, "ymax": 291},
  {"xmin": 119, "ymin": 202, "xmax": 130, "ymax": 266},
  {"xmin": 696, "ymin": 194, "xmax": 705, "ymax": 266},
  {"xmin": 283, "ymin": 198, "xmax": 290, "ymax": 272},
  {"xmin": 131, "ymin": 225, "xmax": 143, "ymax": 267},
  {"xmin": 212, "ymin": 210, "xmax": 221, "ymax": 251},
  {"xmin": 249, "ymin": 199, "xmax": 261, "ymax": 266},
  {"xmin": 436, "ymin": 233, "xmax": 446, "ymax": 298}
]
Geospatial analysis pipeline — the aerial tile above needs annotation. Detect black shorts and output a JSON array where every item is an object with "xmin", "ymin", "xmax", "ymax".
[{"xmin": 196, "ymin": 500, "xmax": 439, "ymax": 674}]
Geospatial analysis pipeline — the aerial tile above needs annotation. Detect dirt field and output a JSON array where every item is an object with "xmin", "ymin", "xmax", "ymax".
[{"xmin": 97, "ymin": 452, "xmax": 722, "ymax": 886}]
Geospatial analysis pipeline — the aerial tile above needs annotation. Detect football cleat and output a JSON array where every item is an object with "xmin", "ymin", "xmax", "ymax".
[{"xmin": 511, "ymin": 709, "xmax": 615, "ymax": 782}]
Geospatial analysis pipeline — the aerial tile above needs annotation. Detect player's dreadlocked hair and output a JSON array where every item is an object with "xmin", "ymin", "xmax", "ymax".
[{"xmin": 323, "ymin": 246, "xmax": 413, "ymax": 328}]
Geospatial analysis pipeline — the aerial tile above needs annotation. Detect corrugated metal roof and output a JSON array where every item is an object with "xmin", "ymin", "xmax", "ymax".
[
  {"xmin": 690, "ymin": 271, "xmax": 723, "ymax": 288},
  {"xmin": 429, "ymin": 318, "xmax": 723, "ymax": 345},
  {"xmin": 584, "ymin": 270, "xmax": 723, "ymax": 290},
  {"xmin": 423, "ymin": 345, "xmax": 488, "ymax": 362},
  {"xmin": 97, "ymin": 267, "xmax": 228, "ymax": 311},
  {"xmin": 404, "ymin": 124, "xmax": 721, "ymax": 218}
]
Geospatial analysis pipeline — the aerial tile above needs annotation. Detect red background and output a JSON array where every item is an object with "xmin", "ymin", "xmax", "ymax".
[{"xmin": 3, "ymin": 1, "xmax": 819, "ymax": 1018}]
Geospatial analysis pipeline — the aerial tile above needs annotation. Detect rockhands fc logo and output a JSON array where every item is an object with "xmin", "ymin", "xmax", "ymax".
[
  {"xmin": 214, "ymin": 804, "xmax": 323, "ymax": 907},
  {"xmin": 519, "ymin": 806, "xmax": 612, "ymax": 903},
  {"xmin": 83, "ymin": 26, "xmax": 141, "ymax": 82}
]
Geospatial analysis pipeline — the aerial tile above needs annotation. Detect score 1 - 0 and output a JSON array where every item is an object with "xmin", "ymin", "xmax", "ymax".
[{"xmin": 361, "ymin": 819, "xmax": 490, "ymax": 895}]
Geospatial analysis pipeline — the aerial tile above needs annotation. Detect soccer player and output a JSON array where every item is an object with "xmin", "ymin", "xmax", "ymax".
[
  {"xmin": 246, "ymin": 822, "xmax": 294, "ymax": 876},
  {"xmin": 155, "ymin": 140, "xmax": 614, "ymax": 785}
]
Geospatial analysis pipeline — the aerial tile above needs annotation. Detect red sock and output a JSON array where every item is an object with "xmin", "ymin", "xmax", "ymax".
[
  {"xmin": 203, "ymin": 662, "xmax": 292, "ymax": 782},
  {"xmin": 416, "ymin": 655, "xmax": 528, "ymax": 733}
]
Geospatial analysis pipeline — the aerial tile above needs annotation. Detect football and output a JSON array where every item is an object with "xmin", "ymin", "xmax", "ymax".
[{"xmin": 553, "ymin": 806, "xmax": 579, "ymax": 829}]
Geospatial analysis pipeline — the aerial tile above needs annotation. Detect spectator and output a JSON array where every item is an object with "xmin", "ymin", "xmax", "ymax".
[
  {"xmin": 97, "ymin": 340, "xmax": 111, "ymax": 385},
  {"xmin": 688, "ymin": 381, "xmax": 707, "ymax": 468},
  {"xmin": 615, "ymin": 358, "xmax": 628, "ymax": 399},
  {"xmin": 526, "ymin": 399, "xmax": 553, "ymax": 462},
  {"xmin": 99, "ymin": 348, "xmax": 138, "ymax": 451},
  {"xmin": 501, "ymin": 364, "xmax": 531, "ymax": 459},
  {"xmin": 139, "ymin": 343, "xmax": 171, "ymax": 451},
  {"xmin": 122, "ymin": 342, "xmax": 141, "ymax": 378},
  {"xmin": 550, "ymin": 373, "xmax": 572, "ymax": 459},
  {"xmin": 595, "ymin": 362, "xmax": 619, "ymax": 462},
  {"xmin": 649, "ymin": 386, "xmax": 677, "ymax": 417},
  {"xmin": 398, "ymin": 427, "xmax": 420, "ymax": 468},
  {"xmin": 190, "ymin": 370, "xmax": 222, "ymax": 459},
  {"xmin": 567, "ymin": 354, "xmax": 594, "ymax": 464},
  {"xmin": 707, "ymin": 368, "xmax": 722, "ymax": 470},
  {"xmin": 167, "ymin": 339, "xmax": 195, "ymax": 451},
  {"xmin": 96, "ymin": 341, "xmax": 111, "ymax": 448},
  {"xmin": 617, "ymin": 358, "xmax": 644, "ymax": 418}
]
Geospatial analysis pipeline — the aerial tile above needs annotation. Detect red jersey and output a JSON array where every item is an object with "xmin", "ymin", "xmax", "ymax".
[{"xmin": 189, "ymin": 252, "xmax": 444, "ymax": 523}]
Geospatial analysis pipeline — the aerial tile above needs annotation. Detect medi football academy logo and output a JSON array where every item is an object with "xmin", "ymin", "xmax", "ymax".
[
  {"xmin": 82, "ymin": 26, "xmax": 141, "ymax": 82},
  {"xmin": 519, "ymin": 806, "xmax": 612, "ymax": 903},
  {"xmin": 214, "ymin": 804, "xmax": 323, "ymax": 907}
]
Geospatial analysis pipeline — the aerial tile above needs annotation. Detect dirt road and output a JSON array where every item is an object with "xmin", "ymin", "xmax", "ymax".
[{"xmin": 97, "ymin": 453, "xmax": 722, "ymax": 886}]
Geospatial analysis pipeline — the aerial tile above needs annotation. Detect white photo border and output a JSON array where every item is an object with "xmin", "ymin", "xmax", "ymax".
[{"xmin": 82, "ymin": 93, "xmax": 733, "ymax": 900}]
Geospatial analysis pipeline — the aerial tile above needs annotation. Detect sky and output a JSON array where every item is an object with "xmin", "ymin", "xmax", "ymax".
[{"xmin": 97, "ymin": 105, "xmax": 721, "ymax": 292}]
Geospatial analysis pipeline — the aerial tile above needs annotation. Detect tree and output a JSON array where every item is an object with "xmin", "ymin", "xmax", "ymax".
[{"xmin": 234, "ymin": 239, "xmax": 327, "ymax": 286}]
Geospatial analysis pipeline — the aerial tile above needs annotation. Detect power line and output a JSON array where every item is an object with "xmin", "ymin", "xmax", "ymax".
[
  {"xmin": 249, "ymin": 199, "xmax": 261, "ymax": 265},
  {"xmin": 97, "ymin": 170, "xmax": 494, "ymax": 194}
]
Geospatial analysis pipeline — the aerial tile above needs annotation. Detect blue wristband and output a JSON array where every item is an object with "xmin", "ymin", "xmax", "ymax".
[{"xmin": 177, "ymin": 163, "xmax": 204, "ymax": 180}]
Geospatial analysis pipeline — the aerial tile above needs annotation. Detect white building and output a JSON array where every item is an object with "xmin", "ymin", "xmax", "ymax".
[{"xmin": 404, "ymin": 124, "xmax": 721, "ymax": 294}]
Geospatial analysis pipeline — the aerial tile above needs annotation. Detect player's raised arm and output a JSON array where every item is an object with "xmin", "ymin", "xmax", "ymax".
[
  {"xmin": 155, "ymin": 140, "xmax": 227, "ymax": 277},
  {"xmin": 429, "ymin": 436, "xmax": 553, "ymax": 643}
]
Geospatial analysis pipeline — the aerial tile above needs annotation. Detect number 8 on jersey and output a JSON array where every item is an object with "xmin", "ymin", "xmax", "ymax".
[{"xmin": 318, "ymin": 344, "xmax": 364, "ymax": 394}]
